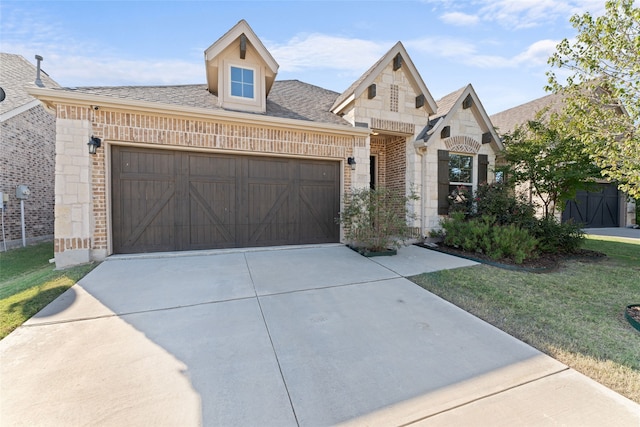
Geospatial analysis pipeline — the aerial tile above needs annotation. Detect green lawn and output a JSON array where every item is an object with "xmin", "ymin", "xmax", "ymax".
[
  {"xmin": 411, "ymin": 236, "xmax": 640, "ymax": 404},
  {"xmin": 0, "ymin": 242, "xmax": 97, "ymax": 339}
]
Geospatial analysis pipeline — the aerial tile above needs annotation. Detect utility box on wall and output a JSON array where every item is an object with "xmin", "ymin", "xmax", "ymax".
[{"xmin": 16, "ymin": 185, "xmax": 30, "ymax": 200}]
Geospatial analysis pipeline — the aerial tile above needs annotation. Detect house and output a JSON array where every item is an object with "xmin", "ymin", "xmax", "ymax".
[
  {"xmin": 0, "ymin": 53, "xmax": 60, "ymax": 249},
  {"xmin": 27, "ymin": 20, "xmax": 504, "ymax": 268},
  {"xmin": 490, "ymin": 93, "xmax": 635, "ymax": 228}
]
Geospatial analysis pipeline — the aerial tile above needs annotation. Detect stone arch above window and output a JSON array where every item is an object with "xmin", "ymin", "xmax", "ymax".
[{"xmin": 443, "ymin": 135, "xmax": 481, "ymax": 154}]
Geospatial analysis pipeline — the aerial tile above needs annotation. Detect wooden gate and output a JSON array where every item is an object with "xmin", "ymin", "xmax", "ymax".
[{"xmin": 562, "ymin": 183, "xmax": 620, "ymax": 228}]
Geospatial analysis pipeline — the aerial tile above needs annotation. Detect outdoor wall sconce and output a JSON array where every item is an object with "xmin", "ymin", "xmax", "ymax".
[
  {"xmin": 88, "ymin": 136, "xmax": 102, "ymax": 155},
  {"xmin": 347, "ymin": 157, "xmax": 357, "ymax": 170}
]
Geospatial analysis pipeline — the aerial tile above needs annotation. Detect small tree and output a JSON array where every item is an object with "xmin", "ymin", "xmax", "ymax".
[
  {"xmin": 338, "ymin": 186, "xmax": 418, "ymax": 252},
  {"xmin": 500, "ymin": 115, "xmax": 601, "ymax": 218},
  {"xmin": 547, "ymin": 0, "xmax": 640, "ymax": 198}
]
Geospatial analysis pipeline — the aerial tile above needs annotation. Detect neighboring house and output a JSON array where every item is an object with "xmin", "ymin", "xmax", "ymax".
[
  {"xmin": 28, "ymin": 20, "xmax": 504, "ymax": 268},
  {"xmin": 0, "ymin": 53, "xmax": 60, "ymax": 249},
  {"xmin": 490, "ymin": 93, "xmax": 635, "ymax": 228}
]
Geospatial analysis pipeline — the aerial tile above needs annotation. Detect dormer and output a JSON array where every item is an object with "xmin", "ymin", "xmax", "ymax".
[{"xmin": 205, "ymin": 20, "xmax": 279, "ymax": 113}]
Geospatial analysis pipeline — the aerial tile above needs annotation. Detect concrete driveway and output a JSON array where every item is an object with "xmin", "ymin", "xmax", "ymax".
[{"xmin": 1, "ymin": 244, "xmax": 638, "ymax": 426}]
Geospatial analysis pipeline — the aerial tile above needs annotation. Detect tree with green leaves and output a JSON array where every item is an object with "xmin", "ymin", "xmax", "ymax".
[
  {"xmin": 547, "ymin": 0, "xmax": 640, "ymax": 198},
  {"xmin": 500, "ymin": 114, "xmax": 601, "ymax": 219}
]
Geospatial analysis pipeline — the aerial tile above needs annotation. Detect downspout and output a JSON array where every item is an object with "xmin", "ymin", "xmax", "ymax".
[{"xmin": 413, "ymin": 142, "xmax": 428, "ymax": 237}]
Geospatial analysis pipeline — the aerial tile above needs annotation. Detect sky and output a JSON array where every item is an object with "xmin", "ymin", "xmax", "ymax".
[{"xmin": 0, "ymin": 0, "xmax": 607, "ymax": 115}]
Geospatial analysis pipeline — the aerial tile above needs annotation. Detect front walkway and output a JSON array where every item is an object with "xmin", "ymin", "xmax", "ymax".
[{"xmin": 1, "ymin": 245, "xmax": 638, "ymax": 426}]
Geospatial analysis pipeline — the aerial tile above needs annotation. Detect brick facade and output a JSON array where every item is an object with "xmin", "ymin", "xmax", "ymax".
[
  {"xmin": 52, "ymin": 103, "xmax": 366, "ymax": 265},
  {"xmin": 0, "ymin": 105, "xmax": 55, "ymax": 247}
]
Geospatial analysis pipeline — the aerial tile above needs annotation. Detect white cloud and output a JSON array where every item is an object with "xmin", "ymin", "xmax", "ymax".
[
  {"xmin": 440, "ymin": 12, "xmax": 479, "ymax": 26},
  {"xmin": 408, "ymin": 36, "xmax": 560, "ymax": 70},
  {"xmin": 513, "ymin": 39, "xmax": 559, "ymax": 66},
  {"xmin": 428, "ymin": 0, "xmax": 608, "ymax": 30},
  {"xmin": 266, "ymin": 34, "xmax": 386, "ymax": 73}
]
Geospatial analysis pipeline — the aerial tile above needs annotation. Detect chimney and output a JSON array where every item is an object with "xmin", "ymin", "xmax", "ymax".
[{"xmin": 34, "ymin": 55, "xmax": 44, "ymax": 87}]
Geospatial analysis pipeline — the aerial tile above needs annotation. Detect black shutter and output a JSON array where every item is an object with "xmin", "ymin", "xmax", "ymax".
[
  {"xmin": 478, "ymin": 154, "xmax": 489, "ymax": 185},
  {"xmin": 438, "ymin": 150, "xmax": 450, "ymax": 215}
]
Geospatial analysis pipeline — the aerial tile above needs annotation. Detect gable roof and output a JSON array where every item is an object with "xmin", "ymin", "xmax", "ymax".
[
  {"xmin": 0, "ymin": 53, "xmax": 59, "ymax": 118},
  {"xmin": 204, "ymin": 20, "xmax": 279, "ymax": 96},
  {"xmin": 416, "ymin": 84, "xmax": 503, "ymax": 151},
  {"xmin": 43, "ymin": 80, "xmax": 350, "ymax": 126},
  {"xmin": 330, "ymin": 42, "xmax": 437, "ymax": 115},
  {"xmin": 490, "ymin": 93, "xmax": 564, "ymax": 135}
]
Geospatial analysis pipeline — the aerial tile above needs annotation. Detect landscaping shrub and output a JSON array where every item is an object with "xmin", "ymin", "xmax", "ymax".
[
  {"xmin": 525, "ymin": 216, "xmax": 584, "ymax": 254},
  {"xmin": 338, "ymin": 186, "xmax": 418, "ymax": 252},
  {"xmin": 440, "ymin": 213, "xmax": 539, "ymax": 264},
  {"xmin": 472, "ymin": 181, "xmax": 536, "ymax": 226},
  {"xmin": 490, "ymin": 223, "xmax": 539, "ymax": 263},
  {"xmin": 437, "ymin": 182, "xmax": 585, "ymax": 261}
]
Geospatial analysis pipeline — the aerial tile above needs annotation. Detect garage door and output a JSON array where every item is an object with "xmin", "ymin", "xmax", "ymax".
[
  {"xmin": 112, "ymin": 146, "xmax": 340, "ymax": 254},
  {"xmin": 562, "ymin": 183, "xmax": 620, "ymax": 228}
]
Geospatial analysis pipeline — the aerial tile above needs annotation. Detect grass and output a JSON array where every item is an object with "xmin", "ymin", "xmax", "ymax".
[
  {"xmin": 410, "ymin": 236, "xmax": 640, "ymax": 403},
  {"xmin": 0, "ymin": 242, "xmax": 97, "ymax": 339}
]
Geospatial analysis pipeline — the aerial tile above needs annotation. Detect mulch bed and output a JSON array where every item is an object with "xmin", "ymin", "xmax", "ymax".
[{"xmin": 415, "ymin": 242, "xmax": 606, "ymax": 273}]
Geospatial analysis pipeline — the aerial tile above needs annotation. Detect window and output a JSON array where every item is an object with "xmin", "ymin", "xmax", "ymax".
[
  {"xmin": 448, "ymin": 153, "xmax": 473, "ymax": 194},
  {"xmin": 230, "ymin": 66, "xmax": 254, "ymax": 99}
]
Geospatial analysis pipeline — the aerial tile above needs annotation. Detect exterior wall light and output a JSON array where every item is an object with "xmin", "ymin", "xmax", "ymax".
[
  {"xmin": 88, "ymin": 136, "xmax": 101, "ymax": 155},
  {"xmin": 347, "ymin": 157, "xmax": 357, "ymax": 170}
]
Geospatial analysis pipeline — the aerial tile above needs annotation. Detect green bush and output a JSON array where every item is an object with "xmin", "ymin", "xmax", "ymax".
[
  {"xmin": 440, "ymin": 214, "xmax": 539, "ymax": 264},
  {"xmin": 490, "ymin": 224, "xmax": 539, "ymax": 263},
  {"xmin": 473, "ymin": 181, "xmax": 536, "ymax": 226},
  {"xmin": 337, "ymin": 186, "xmax": 418, "ymax": 252},
  {"xmin": 525, "ymin": 216, "xmax": 584, "ymax": 254}
]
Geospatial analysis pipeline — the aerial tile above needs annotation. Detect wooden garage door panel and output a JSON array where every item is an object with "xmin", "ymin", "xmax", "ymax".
[
  {"xmin": 299, "ymin": 160, "xmax": 340, "ymax": 242},
  {"xmin": 112, "ymin": 147, "xmax": 340, "ymax": 254},
  {"xmin": 247, "ymin": 182, "xmax": 295, "ymax": 246},
  {"xmin": 189, "ymin": 181, "xmax": 236, "ymax": 248},
  {"xmin": 112, "ymin": 148, "xmax": 178, "ymax": 253},
  {"xmin": 187, "ymin": 154, "xmax": 237, "ymax": 249},
  {"xmin": 299, "ymin": 184, "xmax": 338, "ymax": 242}
]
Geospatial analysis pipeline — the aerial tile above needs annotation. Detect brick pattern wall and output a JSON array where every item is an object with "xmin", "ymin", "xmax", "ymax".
[
  {"xmin": 385, "ymin": 136, "xmax": 406, "ymax": 195},
  {"xmin": 0, "ymin": 105, "xmax": 55, "ymax": 244},
  {"xmin": 55, "ymin": 104, "xmax": 365, "ymax": 257}
]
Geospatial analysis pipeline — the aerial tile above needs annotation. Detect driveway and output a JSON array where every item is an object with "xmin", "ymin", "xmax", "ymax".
[{"xmin": 1, "ymin": 244, "xmax": 638, "ymax": 426}]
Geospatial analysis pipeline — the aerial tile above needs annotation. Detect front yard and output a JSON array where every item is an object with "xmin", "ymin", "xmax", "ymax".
[
  {"xmin": 0, "ymin": 242, "xmax": 97, "ymax": 339},
  {"xmin": 411, "ymin": 235, "xmax": 640, "ymax": 403}
]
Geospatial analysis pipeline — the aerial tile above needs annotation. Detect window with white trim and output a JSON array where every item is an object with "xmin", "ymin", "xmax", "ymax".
[
  {"xmin": 448, "ymin": 153, "xmax": 473, "ymax": 194},
  {"xmin": 230, "ymin": 66, "xmax": 254, "ymax": 99}
]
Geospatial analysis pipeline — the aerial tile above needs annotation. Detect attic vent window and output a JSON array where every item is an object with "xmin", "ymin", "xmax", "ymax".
[
  {"xmin": 462, "ymin": 95, "xmax": 472, "ymax": 109},
  {"xmin": 231, "ymin": 66, "xmax": 254, "ymax": 98},
  {"xmin": 239, "ymin": 34, "xmax": 247, "ymax": 59},
  {"xmin": 393, "ymin": 53, "xmax": 403, "ymax": 71},
  {"xmin": 368, "ymin": 84, "xmax": 376, "ymax": 99},
  {"xmin": 416, "ymin": 94, "xmax": 425, "ymax": 108}
]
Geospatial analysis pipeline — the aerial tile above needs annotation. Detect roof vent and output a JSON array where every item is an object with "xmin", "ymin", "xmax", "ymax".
[{"xmin": 34, "ymin": 55, "xmax": 44, "ymax": 87}]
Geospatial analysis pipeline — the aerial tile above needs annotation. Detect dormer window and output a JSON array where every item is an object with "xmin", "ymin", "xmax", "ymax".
[{"xmin": 231, "ymin": 66, "xmax": 254, "ymax": 99}]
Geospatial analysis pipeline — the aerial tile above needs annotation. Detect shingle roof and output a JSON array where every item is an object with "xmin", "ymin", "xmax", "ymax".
[
  {"xmin": 490, "ymin": 93, "xmax": 564, "ymax": 135},
  {"xmin": 0, "ymin": 53, "xmax": 60, "ymax": 115},
  {"xmin": 51, "ymin": 80, "xmax": 351, "ymax": 126},
  {"xmin": 331, "ymin": 53, "xmax": 386, "ymax": 111},
  {"xmin": 432, "ymin": 86, "xmax": 466, "ymax": 120}
]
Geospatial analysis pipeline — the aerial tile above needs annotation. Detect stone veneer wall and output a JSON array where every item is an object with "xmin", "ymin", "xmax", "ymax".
[
  {"xmin": 422, "ymin": 107, "xmax": 497, "ymax": 231},
  {"xmin": 0, "ymin": 105, "xmax": 55, "ymax": 247},
  {"xmin": 53, "ymin": 104, "xmax": 366, "ymax": 266}
]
